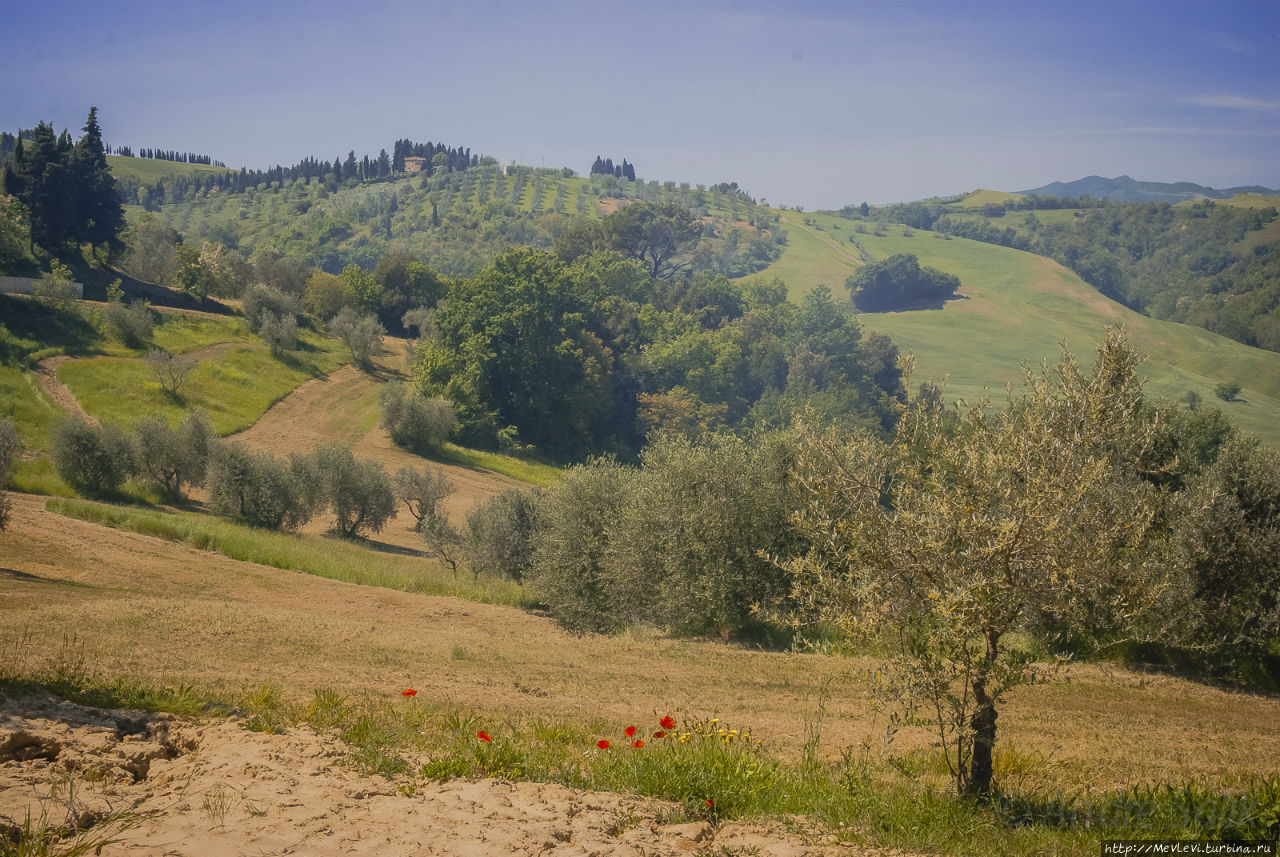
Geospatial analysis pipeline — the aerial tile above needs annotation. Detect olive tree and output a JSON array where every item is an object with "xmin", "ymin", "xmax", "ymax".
[
  {"xmin": 51, "ymin": 418, "xmax": 137, "ymax": 497},
  {"xmin": 783, "ymin": 329, "xmax": 1171, "ymax": 796},
  {"xmin": 0, "ymin": 417, "xmax": 19, "ymax": 530},
  {"xmin": 133, "ymin": 410, "xmax": 214, "ymax": 500},
  {"xmin": 298, "ymin": 443, "xmax": 395, "ymax": 538}
]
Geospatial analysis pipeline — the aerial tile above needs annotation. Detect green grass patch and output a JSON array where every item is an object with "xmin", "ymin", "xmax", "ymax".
[
  {"xmin": 435, "ymin": 443, "xmax": 562, "ymax": 487},
  {"xmin": 58, "ymin": 335, "xmax": 344, "ymax": 435},
  {"xmin": 45, "ymin": 497, "xmax": 534, "ymax": 608},
  {"xmin": 107, "ymin": 155, "xmax": 233, "ymax": 184}
]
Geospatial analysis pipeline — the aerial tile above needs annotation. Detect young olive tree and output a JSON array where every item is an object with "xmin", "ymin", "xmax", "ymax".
[
  {"xmin": 379, "ymin": 382, "xmax": 457, "ymax": 453},
  {"xmin": 465, "ymin": 488, "xmax": 542, "ymax": 583},
  {"xmin": 783, "ymin": 329, "xmax": 1171, "ymax": 796},
  {"xmin": 329, "ymin": 307, "xmax": 384, "ymax": 368},
  {"xmin": 146, "ymin": 348, "xmax": 197, "ymax": 397}
]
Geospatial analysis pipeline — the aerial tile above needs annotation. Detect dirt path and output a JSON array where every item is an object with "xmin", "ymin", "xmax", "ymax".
[
  {"xmin": 30, "ymin": 356, "xmax": 92, "ymax": 423},
  {"xmin": 0, "ymin": 694, "xmax": 883, "ymax": 857}
]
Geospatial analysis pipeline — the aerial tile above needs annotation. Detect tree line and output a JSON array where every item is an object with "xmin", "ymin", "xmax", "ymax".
[
  {"xmin": 109, "ymin": 146, "xmax": 225, "ymax": 166},
  {"xmin": 590, "ymin": 156, "xmax": 636, "ymax": 181}
]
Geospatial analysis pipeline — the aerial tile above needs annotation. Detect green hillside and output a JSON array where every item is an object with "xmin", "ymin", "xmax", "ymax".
[
  {"xmin": 108, "ymin": 154, "xmax": 233, "ymax": 183},
  {"xmin": 748, "ymin": 209, "xmax": 1280, "ymax": 445},
  {"xmin": 125, "ymin": 166, "xmax": 782, "ymax": 277}
]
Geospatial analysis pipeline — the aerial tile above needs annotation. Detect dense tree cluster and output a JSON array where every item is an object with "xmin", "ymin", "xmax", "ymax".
[
  {"xmin": 1, "ymin": 108, "xmax": 124, "ymax": 254},
  {"xmin": 846, "ymin": 253, "xmax": 961, "ymax": 311},
  {"xmin": 590, "ymin": 156, "xmax": 635, "ymax": 181},
  {"xmin": 412, "ymin": 244, "xmax": 904, "ymax": 460}
]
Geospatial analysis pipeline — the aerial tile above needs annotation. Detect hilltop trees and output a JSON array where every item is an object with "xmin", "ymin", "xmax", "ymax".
[{"xmin": 0, "ymin": 108, "xmax": 124, "ymax": 255}]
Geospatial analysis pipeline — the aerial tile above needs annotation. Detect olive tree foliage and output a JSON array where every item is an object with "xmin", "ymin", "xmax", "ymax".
[
  {"xmin": 465, "ymin": 488, "xmax": 542, "ymax": 583},
  {"xmin": 207, "ymin": 443, "xmax": 312, "ymax": 530},
  {"xmin": 0, "ymin": 417, "xmax": 19, "ymax": 531},
  {"xmin": 295, "ymin": 443, "xmax": 395, "ymax": 538},
  {"xmin": 393, "ymin": 464, "xmax": 464, "ymax": 575},
  {"xmin": 379, "ymin": 382, "xmax": 457, "ymax": 453},
  {"xmin": 528, "ymin": 433, "xmax": 795, "ymax": 635},
  {"xmin": 528, "ymin": 458, "xmax": 636, "ymax": 633},
  {"xmin": 329, "ymin": 307, "xmax": 385, "ymax": 368},
  {"xmin": 133, "ymin": 410, "xmax": 214, "ymax": 500},
  {"xmin": 782, "ymin": 329, "xmax": 1171, "ymax": 796},
  {"xmin": 51, "ymin": 418, "xmax": 137, "ymax": 497},
  {"xmin": 1173, "ymin": 437, "xmax": 1280, "ymax": 673}
]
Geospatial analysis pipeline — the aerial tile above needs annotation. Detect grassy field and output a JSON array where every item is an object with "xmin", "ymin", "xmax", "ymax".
[
  {"xmin": 58, "ymin": 331, "xmax": 346, "ymax": 435},
  {"xmin": 3, "ymin": 490, "xmax": 1278, "ymax": 855},
  {"xmin": 747, "ymin": 209, "xmax": 1280, "ymax": 445},
  {"xmin": 107, "ymin": 154, "xmax": 234, "ymax": 183}
]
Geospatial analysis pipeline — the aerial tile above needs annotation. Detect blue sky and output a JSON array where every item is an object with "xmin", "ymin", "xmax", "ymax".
[{"xmin": 3, "ymin": 0, "xmax": 1277, "ymax": 208}]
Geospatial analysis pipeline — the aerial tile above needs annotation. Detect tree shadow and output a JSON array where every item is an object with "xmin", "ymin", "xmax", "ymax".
[{"xmin": 0, "ymin": 567, "xmax": 88, "ymax": 587}]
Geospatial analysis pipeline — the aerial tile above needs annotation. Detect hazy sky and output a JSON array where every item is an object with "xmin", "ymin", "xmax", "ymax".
[{"xmin": 3, "ymin": 0, "xmax": 1277, "ymax": 209}]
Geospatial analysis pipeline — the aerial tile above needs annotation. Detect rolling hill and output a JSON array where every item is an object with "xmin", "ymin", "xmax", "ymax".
[
  {"xmin": 1018, "ymin": 174, "xmax": 1279, "ymax": 203},
  {"xmin": 746, "ymin": 209, "xmax": 1280, "ymax": 446}
]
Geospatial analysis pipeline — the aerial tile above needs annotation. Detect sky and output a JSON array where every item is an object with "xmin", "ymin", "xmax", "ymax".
[{"xmin": 2, "ymin": 0, "xmax": 1277, "ymax": 209}]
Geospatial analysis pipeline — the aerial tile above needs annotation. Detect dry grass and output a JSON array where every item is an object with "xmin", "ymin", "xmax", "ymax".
[{"xmin": 2, "ymin": 492, "xmax": 1277, "ymax": 797}]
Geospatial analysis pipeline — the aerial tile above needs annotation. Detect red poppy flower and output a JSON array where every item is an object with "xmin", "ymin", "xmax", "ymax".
[
  {"xmin": 660, "ymin": 715, "xmax": 675, "ymax": 730},
  {"xmin": 632, "ymin": 739, "xmax": 645, "ymax": 748},
  {"xmin": 401, "ymin": 689, "xmax": 417, "ymax": 697},
  {"xmin": 653, "ymin": 730, "xmax": 667, "ymax": 739},
  {"xmin": 705, "ymin": 798, "xmax": 714, "ymax": 808},
  {"xmin": 597, "ymin": 739, "xmax": 611, "ymax": 750},
  {"xmin": 624, "ymin": 726, "xmax": 637, "ymax": 738},
  {"xmin": 477, "ymin": 731, "xmax": 492, "ymax": 742}
]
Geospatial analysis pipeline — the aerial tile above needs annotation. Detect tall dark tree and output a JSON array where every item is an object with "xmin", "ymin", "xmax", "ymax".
[{"xmin": 70, "ymin": 107, "xmax": 125, "ymax": 251}]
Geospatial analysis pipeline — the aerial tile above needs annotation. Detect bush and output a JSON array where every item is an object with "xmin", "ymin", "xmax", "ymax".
[
  {"xmin": 0, "ymin": 417, "xmax": 19, "ymax": 530},
  {"xmin": 298, "ymin": 443, "xmax": 395, "ymax": 538},
  {"xmin": 207, "ymin": 443, "xmax": 311, "ymax": 530},
  {"xmin": 33, "ymin": 262, "xmax": 79, "ymax": 311},
  {"xmin": 330, "ymin": 307, "xmax": 384, "ymax": 367},
  {"xmin": 133, "ymin": 410, "xmax": 214, "ymax": 500},
  {"xmin": 1215, "ymin": 382, "xmax": 1242, "ymax": 402},
  {"xmin": 50, "ymin": 418, "xmax": 136, "ymax": 496},
  {"xmin": 379, "ymin": 382, "xmax": 457, "ymax": 452},
  {"xmin": 466, "ymin": 488, "xmax": 541, "ymax": 582},
  {"xmin": 103, "ymin": 299, "xmax": 154, "ymax": 347}
]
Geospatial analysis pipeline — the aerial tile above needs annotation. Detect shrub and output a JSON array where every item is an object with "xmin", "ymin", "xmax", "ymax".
[
  {"xmin": 466, "ymin": 488, "xmax": 541, "ymax": 582},
  {"xmin": 33, "ymin": 262, "xmax": 79, "ymax": 311},
  {"xmin": 133, "ymin": 410, "xmax": 214, "ymax": 500},
  {"xmin": 330, "ymin": 307, "xmax": 384, "ymax": 367},
  {"xmin": 103, "ymin": 299, "xmax": 154, "ymax": 347},
  {"xmin": 1215, "ymin": 382, "xmax": 1242, "ymax": 402},
  {"xmin": 50, "ymin": 418, "xmax": 137, "ymax": 496},
  {"xmin": 207, "ymin": 443, "xmax": 311, "ymax": 530},
  {"xmin": 303, "ymin": 271, "xmax": 352, "ymax": 321},
  {"xmin": 379, "ymin": 382, "xmax": 457, "ymax": 452},
  {"xmin": 0, "ymin": 416, "xmax": 19, "ymax": 530},
  {"xmin": 299, "ymin": 443, "xmax": 395, "ymax": 538}
]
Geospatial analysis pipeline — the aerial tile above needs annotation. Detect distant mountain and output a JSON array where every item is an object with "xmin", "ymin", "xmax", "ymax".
[{"xmin": 1018, "ymin": 175, "xmax": 1278, "ymax": 204}]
